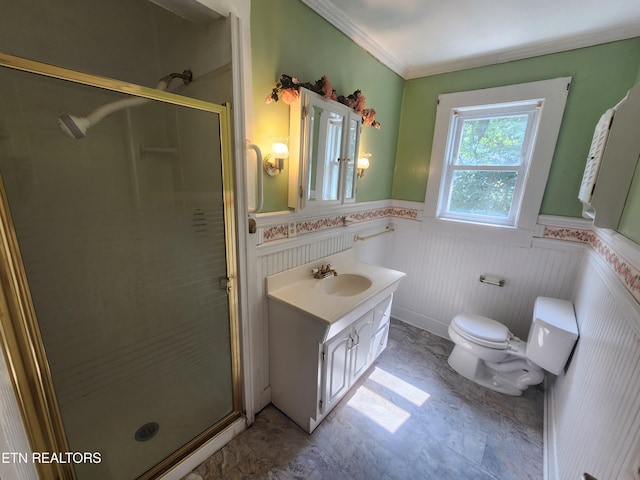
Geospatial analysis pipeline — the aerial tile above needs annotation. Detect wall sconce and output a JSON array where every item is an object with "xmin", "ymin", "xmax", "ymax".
[
  {"xmin": 263, "ymin": 140, "xmax": 289, "ymax": 176},
  {"xmin": 357, "ymin": 154, "xmax": 371, "ymax": 177}
]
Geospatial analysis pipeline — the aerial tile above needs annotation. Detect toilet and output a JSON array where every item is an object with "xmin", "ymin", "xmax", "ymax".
[{"xmin": 447, "ymin": 297, "xmax": 579, "ymax": 396}]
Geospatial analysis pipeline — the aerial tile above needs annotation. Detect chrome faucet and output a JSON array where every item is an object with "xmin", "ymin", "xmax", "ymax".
[{"xmin": 312, "ymin": 263, "xmax": 338, "ymax": 279}]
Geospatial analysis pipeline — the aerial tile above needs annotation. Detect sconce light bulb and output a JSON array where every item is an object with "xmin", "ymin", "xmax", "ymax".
[
  {"xmin": 357, "ymin": 155, "xmax": 370, "ymax": 178},
  {"xmin": 272, "ymin": 142, "xmax": 289, "ymax": 159},
  {"xmin": 357, "ymin": 157, "xmax": 370, "ymax": 169}
]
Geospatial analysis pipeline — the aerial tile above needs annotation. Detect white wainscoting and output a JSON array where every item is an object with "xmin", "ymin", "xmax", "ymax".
[
  {"xmin": 388, "ymin": 219, "xmax": 585, "ymax": 339},
  {"xmin": 547, "ymin": 247, "xmax": 640, "ymax": 480}
]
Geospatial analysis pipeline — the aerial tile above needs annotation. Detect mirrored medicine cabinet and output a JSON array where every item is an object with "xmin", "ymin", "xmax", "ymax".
[{"xmin": 288, "ymin": 87, "xmax": 362, "ymax": 211}]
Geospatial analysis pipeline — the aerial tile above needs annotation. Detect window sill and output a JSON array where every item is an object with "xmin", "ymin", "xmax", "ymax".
[{"xmin": 421, "ymin": 216, "xmax": 535, "ymax": 247}]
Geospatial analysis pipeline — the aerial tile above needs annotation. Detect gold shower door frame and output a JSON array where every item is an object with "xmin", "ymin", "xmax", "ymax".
[{"xmin": 0, "ymin": 52, "xmax": 243, "ymax": 480}]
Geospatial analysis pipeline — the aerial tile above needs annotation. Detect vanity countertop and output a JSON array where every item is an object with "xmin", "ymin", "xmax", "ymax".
[{"xmin": 266, "ymin": 249, "xmax": 405, "ymax": 324}]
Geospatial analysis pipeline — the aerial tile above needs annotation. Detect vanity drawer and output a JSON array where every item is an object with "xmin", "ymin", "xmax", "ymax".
[{"xmin": 372, "ymin": 295, "xmax": 392, "ymax": 332}]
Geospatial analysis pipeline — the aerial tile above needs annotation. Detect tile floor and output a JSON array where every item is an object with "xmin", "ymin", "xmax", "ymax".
[{"xmin": 183, "ymin": 319, "xmax": 544, "ymax": 479}]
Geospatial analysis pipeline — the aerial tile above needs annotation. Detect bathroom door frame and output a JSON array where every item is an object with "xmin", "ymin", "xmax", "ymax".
[{"xmin": 0, "ymin": 51, "xmax": 243, "ymax": 480}]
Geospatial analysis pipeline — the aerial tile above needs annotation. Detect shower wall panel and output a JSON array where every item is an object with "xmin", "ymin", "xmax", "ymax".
[
  {"xmin": 0, "ymin": 0, "xmax": 238, "ymax": 477},
  {"xmin": 0, "ymin": 0, "xmax": 231, "ymax": 94},
  {"xmin": 0, "ymin": 67, "xmax": 233, "ymax": 479}
]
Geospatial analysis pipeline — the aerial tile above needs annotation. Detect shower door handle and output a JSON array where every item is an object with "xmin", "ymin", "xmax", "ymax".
[
  {"xmin": 247, "ymin": 143, "xmax": 264, "ymax": 214},
  {"xmin": 219, "ymin": 276, "xmax": 232, "ymax": 294}
]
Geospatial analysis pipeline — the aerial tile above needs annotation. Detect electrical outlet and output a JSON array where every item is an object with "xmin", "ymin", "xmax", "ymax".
[{"xmin": 288, "ymin": 222, "xmax": 297, "ymax": 237}]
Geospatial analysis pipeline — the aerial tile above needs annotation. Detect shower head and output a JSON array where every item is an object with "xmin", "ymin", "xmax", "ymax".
[
  {"xmin": 58, "ymin": 69, "xmax": 193, "ymax": 139},
  {"xmin": 58, "ymin": 114, "xmax": 90, "ymax": 140},
  {"xmin": 159, "ymin": 69, "xmax": 193, "ymax": 87}
]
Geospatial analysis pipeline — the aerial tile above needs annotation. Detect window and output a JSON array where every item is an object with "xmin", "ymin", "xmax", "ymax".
[
  {"xmin": 424, "ymin": 77, "xmax": 571, "ymax": 245},
  {"xmin": 441, "ymin": 101, "xmax": 540, "ymax": 225}
]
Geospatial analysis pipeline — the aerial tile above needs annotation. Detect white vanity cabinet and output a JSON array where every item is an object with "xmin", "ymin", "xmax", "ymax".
[
  {"xmin": 321, "ymin": 309, "xmax": 374, "ymax": 414},
  {"xmin": 321, "ymin": 294, "xmax": 393, "ymax": 416},
  {"xmin": 266, "ymin": 249, "xmax": 405, "ymax": 433},
  {"xmin": 370, "ymin": 295, "xmax": 392, "ymax": 359},
  {"xmin": 269, "ymin": 294, "xmax": 393, "ymax": 433}
]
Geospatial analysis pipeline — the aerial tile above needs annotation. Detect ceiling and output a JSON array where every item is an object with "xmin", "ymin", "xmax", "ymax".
[{"xmin": 301, "ymin": 0, "xmax": 640, "ymax": 79}]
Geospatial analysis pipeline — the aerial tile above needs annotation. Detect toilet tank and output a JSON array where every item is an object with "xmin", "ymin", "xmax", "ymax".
[{"xmin": 525, "ymin": 297, "xmax": 579, "ymax": 375}]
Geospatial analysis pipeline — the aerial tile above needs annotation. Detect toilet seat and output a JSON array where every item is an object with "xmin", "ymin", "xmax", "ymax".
[{"xmin": 451, "ymin": 314, "xmax": 511, "ymax": 349}]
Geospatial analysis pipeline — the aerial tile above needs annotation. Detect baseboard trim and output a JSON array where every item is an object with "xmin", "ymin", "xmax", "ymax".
[{"xmin": 392, "ymin": 305, "xmax": 450, "ymax": 339}]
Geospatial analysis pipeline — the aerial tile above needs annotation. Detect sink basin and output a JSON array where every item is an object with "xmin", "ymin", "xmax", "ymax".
[
  {"xmin": 266, "ymin": 249, "xmax": 406, "ymax": 324},
  {"xmin": 319, "ymin": 274, "xmax": 372, "ymax": 297}
]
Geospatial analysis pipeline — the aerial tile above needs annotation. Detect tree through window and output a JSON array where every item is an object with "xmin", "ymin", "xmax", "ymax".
[{"xmin": 440, "ymin": 101, "xmax": 540, "ymax": 226}]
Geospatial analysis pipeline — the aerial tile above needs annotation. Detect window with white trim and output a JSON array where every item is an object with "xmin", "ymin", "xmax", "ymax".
[{"xmin": 424, "ymin": 77, "xmax": 571, "ymax": 245}]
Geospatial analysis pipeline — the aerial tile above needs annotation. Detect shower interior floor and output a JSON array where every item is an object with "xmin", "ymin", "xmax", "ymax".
[{"xmin": 182, "ymin": 318, "xmax": 544, "ymax": 480}]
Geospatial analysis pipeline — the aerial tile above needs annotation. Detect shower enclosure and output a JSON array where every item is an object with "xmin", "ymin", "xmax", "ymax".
[{"xmin": 0, "ymin": 53, "xmax": 241, "ymax": 479}]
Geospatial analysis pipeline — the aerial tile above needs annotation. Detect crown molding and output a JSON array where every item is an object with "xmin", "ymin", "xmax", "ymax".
[
  {"xmin": 301, "ymin": 0, "xmax": 640, "ymax": 81},
  {"xmin": 405, "ymin": 23, "xmax": 640, "ymax": 79},
  {"xmin": 300, "ymin": 0, "xmax": 408, "ymax": 79}
]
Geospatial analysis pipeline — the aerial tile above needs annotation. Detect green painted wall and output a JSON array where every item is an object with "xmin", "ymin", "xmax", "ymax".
[
  {"xmin": 251, "ymin": 3, "xmax": 640, "ymax": 225},
  {"xmin": 392, "ymin": 39, "xmax": 640, "ymax": 217},
  {"xmin": 251, "ymin": 0, "xmax": 404, "ymax": 212}
]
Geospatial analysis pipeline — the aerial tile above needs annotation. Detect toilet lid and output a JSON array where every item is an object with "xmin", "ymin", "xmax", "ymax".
[{"xmin": 451, "ymin": 314, "xmax": 510, "ymax": 349}]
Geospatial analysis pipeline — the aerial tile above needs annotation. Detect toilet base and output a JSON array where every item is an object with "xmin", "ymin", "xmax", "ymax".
[{"xmin": 448, "ymin": 345, "xmax": 542, "ymax": 396}]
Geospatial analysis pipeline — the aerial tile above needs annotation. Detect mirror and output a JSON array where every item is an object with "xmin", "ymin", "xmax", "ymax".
[
  {"xmin": 344, "ymin": 117, "xmax": 359, "ymax": 201},
  {"xmin": 307, "ymin": 107, "xmax": 345, "ymax": 202},
  {"xmin": 289, "ymin": 88, "xmax": 361, "ymax": 211}
]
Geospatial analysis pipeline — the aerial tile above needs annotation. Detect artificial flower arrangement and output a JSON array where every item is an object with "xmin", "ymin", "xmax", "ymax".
[{"xmin": 265, "ymin": 74, "xmax": 381, "ymax": 129}]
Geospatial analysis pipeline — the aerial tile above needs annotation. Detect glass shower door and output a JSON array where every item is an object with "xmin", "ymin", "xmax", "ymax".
[{"xmin": 0, "ymin": 59, "xmax": 240, "ymax": 479}]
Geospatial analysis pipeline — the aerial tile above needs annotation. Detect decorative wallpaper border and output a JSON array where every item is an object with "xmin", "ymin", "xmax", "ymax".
[
  {"xmin": 259, "ymin": 206, "xmax": 419, "ymax": 243},
  {"xmin": 544, "ymin": 226, "xmax": 640, "ymax": 304},
  {"xmin": 542, "ymin": 226, "xmax": 595, "ymax": 244},
  {"xmin": 590, "ymin": 234, "xmax": 640, "ymax": 304},
  {"xmin": 296, "ymin": 215, "xmax": 345, "ymax": 235},
  {"xmin": 262, "ymin": 224, "xmax": 289, "ymax": 242},
  {"xmin": 346, "ymin": 207, "xmax": 419, "ymax": 223}
]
